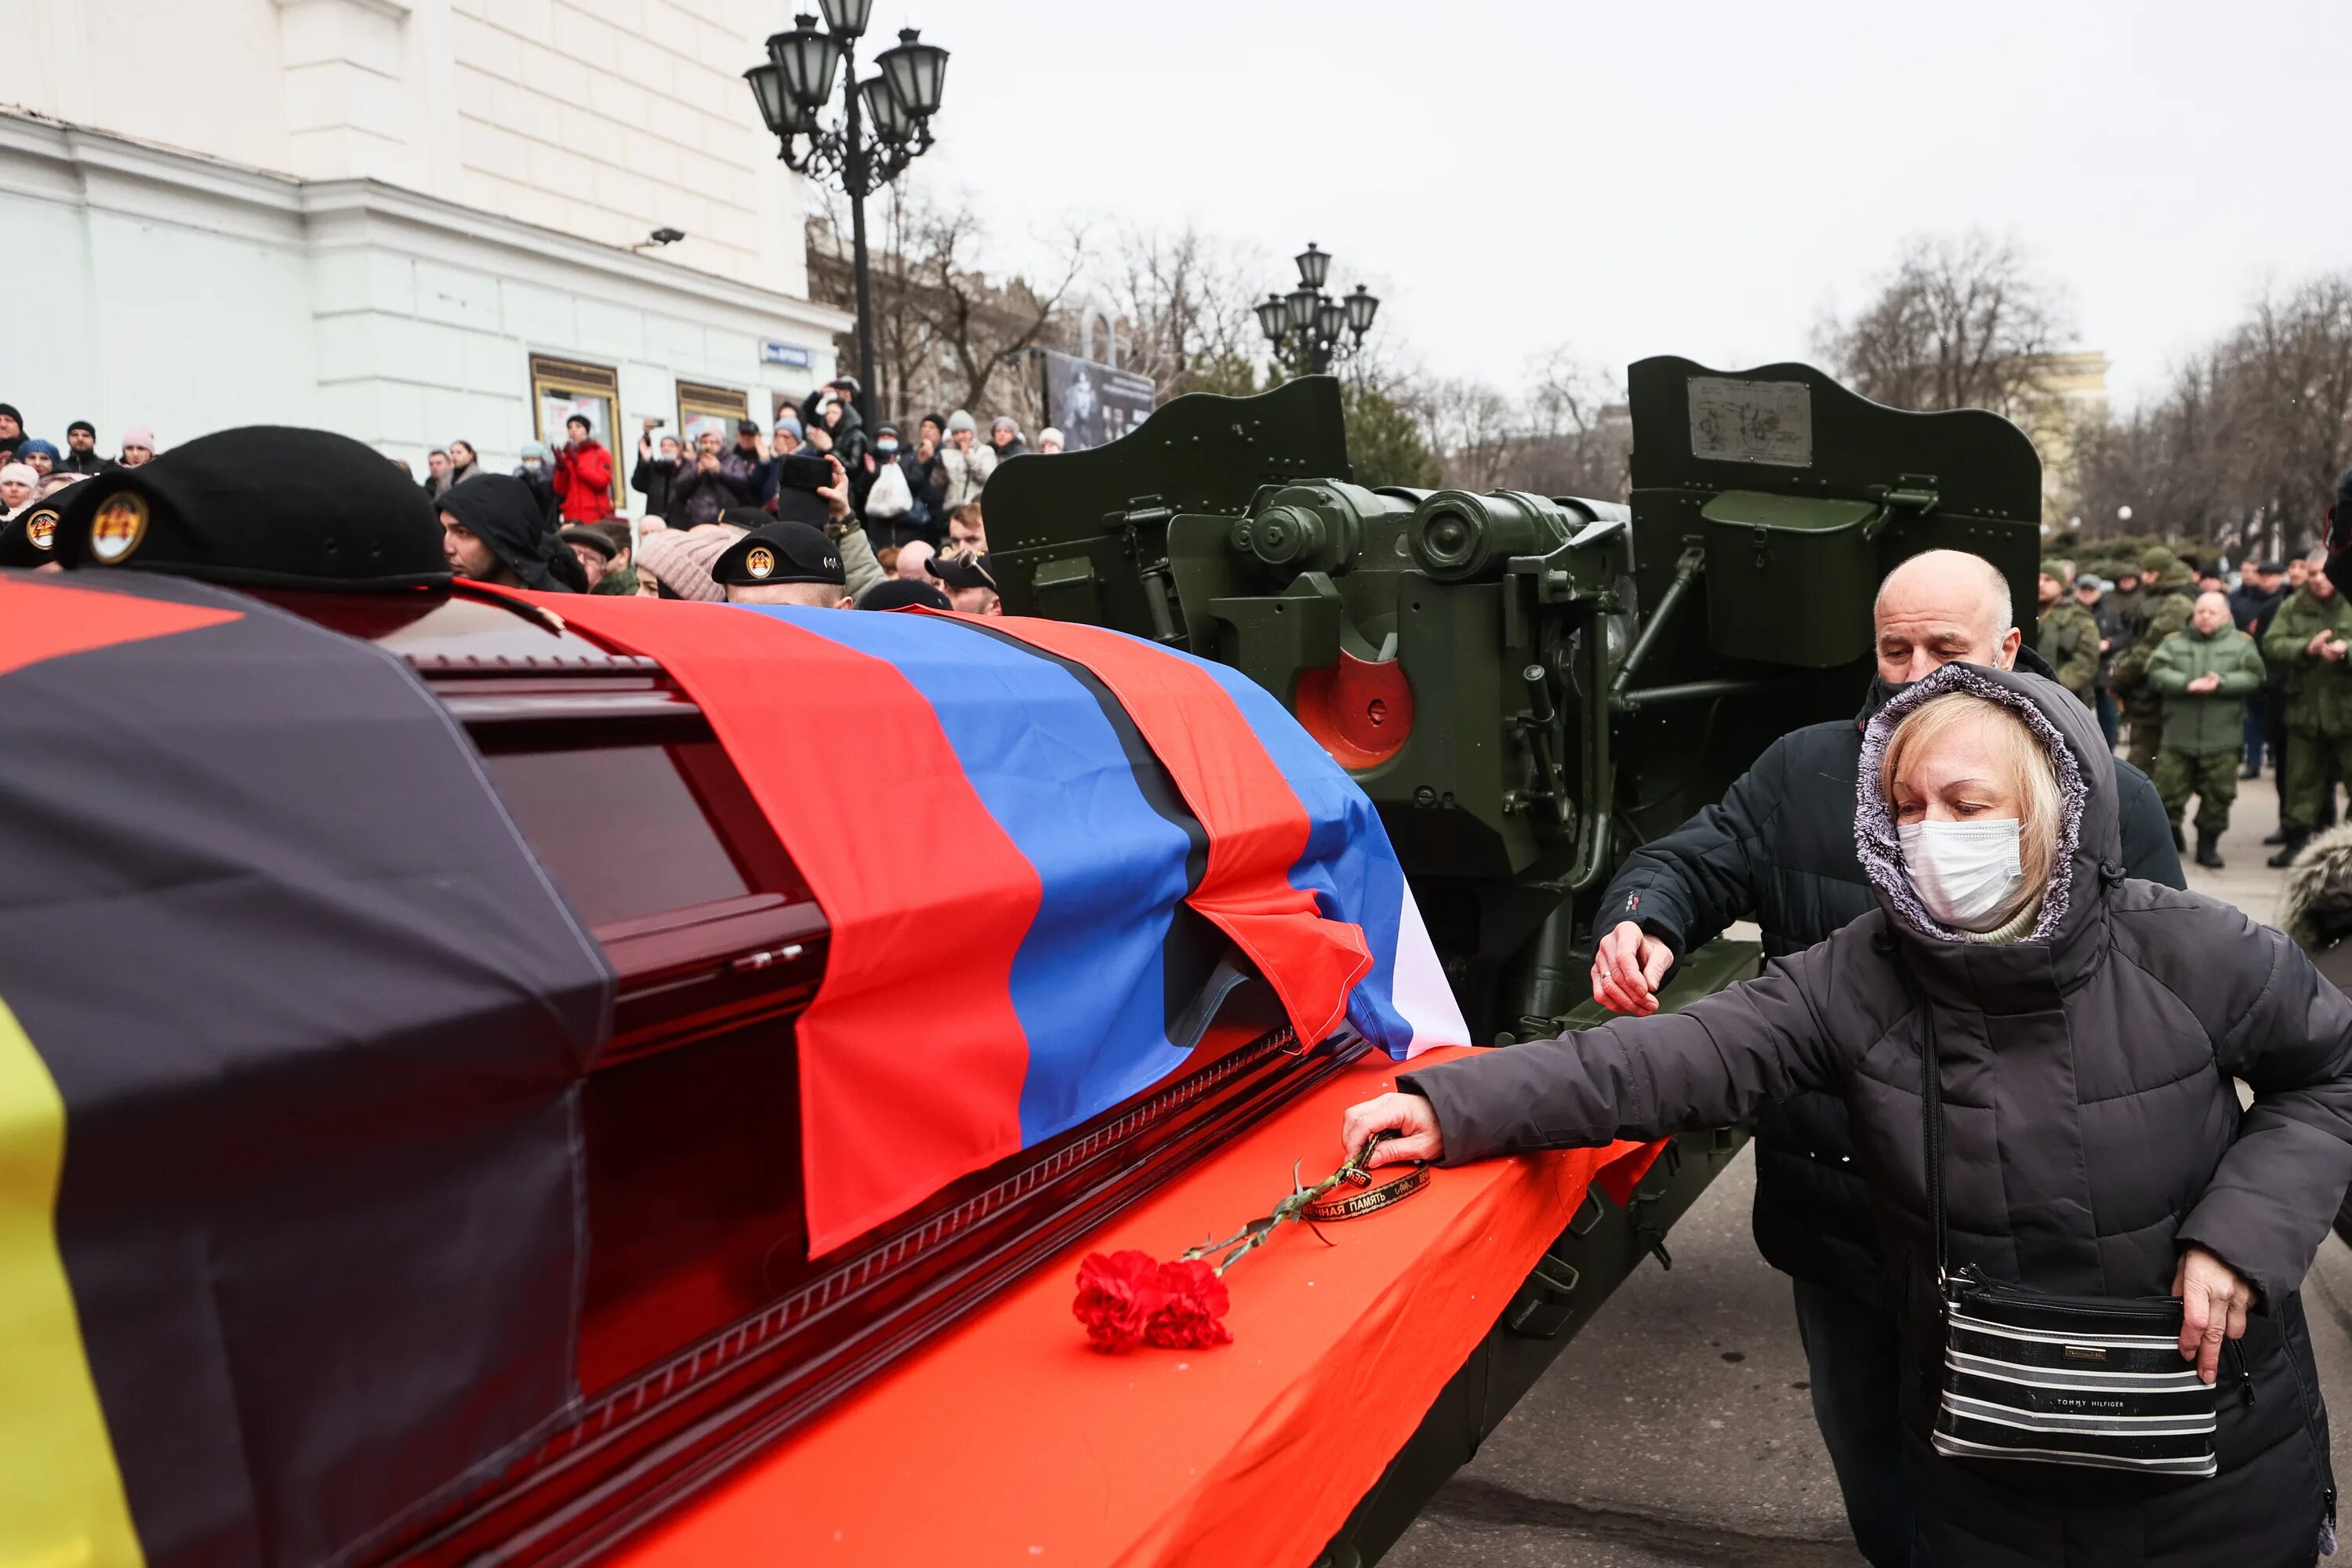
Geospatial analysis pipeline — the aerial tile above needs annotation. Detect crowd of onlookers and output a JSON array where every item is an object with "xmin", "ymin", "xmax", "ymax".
[
  {"xmin": 2034, "ymin": 544, "xmax": 2352, "ymax": 871},
  {"xmin": 0, "ymin": 405, "xmax": 158, "ymax": 522},
  {"xmin": 415, "ymin": 375, "xmax": 1058, "ymax": 607},
  {"xmin": 4, "ymin": 376, "xmax": 1061, "ymax": 612}
]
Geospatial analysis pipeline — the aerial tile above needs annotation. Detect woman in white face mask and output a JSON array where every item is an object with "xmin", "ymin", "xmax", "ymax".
[
  {"xmin": 1341, "ymin": 662, "xmax": 2352, "ymax": 1565},
  {"xmin": 1883, "ymin": 691, "xmax": 2060, "ymax": 943}
]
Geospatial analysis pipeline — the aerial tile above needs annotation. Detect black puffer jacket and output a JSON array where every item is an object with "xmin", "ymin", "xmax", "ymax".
[
  {"xmin": 1410, "ymin": 663, "xmax": 2352, "ymax": 1566},
  {"xmin": 1595, "ymin": 648, "xmax": 2185, "ymax": 1308}
]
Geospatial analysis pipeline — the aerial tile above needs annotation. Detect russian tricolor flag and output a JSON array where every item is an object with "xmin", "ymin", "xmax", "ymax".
[{"xmin": 541, "ymin": 596, "xmax": 1467, "ymax": 1254}]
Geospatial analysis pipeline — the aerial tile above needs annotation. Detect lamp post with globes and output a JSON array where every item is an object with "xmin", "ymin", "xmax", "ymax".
[
  {"xmin": 743, "ymin": 3, "xmax": 949, "ymax": 427},
  {"xmin": 1254, "ymin": 242, "xmax": 1379, "ymax": 378}
]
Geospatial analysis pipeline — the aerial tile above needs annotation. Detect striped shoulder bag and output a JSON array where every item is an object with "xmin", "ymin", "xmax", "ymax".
[{"xmin": 1917, "ymin": 1001, "xmax": 2219, "ymax": 1477}]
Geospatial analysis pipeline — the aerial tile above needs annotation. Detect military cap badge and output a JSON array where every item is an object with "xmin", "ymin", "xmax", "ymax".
[{"xmin": 89, "ymin": 492, "xmax": 149, "ymax": 564}]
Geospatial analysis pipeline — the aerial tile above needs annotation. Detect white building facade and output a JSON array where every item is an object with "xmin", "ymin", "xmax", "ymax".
[{"xmin": 0, "ymin": 0, "xmax": 851, "ymax": 503}]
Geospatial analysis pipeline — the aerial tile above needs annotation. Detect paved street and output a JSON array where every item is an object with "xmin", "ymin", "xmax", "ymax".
[{"xmin": 1388, "ymin": 771, "xmax": 2352, "ymax": 1566}]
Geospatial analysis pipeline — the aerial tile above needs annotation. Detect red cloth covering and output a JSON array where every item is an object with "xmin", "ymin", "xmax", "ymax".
[
  {"xmin": 964, "ymin": 615, "xmax": 1374, "ymax": 1049},
  {"xmin": 528, "ymin": 590, "xmax": 1036, "ymax": 1255},
  {"xmin": 604, "ymin": 1045, "xmax": 1657, "ymax": 1568}
]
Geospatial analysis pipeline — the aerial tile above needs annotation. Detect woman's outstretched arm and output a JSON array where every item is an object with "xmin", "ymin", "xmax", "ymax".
[{"xmin": 1348, "ymin": 929, "xmax": 1865, "ymax": 1169}]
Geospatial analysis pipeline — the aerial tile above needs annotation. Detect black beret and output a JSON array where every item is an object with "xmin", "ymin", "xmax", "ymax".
[
  {"xmin": 926, "ymin": 550, "xmax": 998, "ymax": 593},
  {"xmin": 0, "ymin": 501, "xmax": 62, "ymax": 568},
  {"xmin": 713, "ymin": 520, "xmax": 843, "ymax": 587},
  {"xmin": 858, "ymin": 579, "xmax": 951, "ymax": 612},
  {"xmin": 51, "ymin": 426, "xmax": 448, "ymax": 591}
]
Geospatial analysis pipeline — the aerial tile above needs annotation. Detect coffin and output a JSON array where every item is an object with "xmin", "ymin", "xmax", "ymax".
[{"xmin": 0, "ymin": 575, "xmax": 1458, "ymax": 1568}]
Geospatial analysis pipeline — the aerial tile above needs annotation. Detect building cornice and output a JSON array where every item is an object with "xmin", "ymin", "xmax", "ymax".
[{"xmin": 0, "ymin": 108, "xmax": 852, "ymax": 335}]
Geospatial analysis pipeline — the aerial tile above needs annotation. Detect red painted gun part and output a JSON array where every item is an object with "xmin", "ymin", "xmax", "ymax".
[{"xmin": 1294, "ymin": 652, "xmax": 1414, "ymax": 770}]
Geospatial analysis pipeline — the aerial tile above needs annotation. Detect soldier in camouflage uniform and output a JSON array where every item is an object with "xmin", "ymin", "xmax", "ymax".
[
  {"xmin": 2034, "ymin": 559, "xmax": 2101, "ymax": 708},
  {"xmin": 2263, "ymin": 561, "xmax": 2352, "ymax": 866},
  {"xmin": 2109, "ymin": 546, "xmax": 2198, "ymax": 771},
  {"xmin": 2145, "ymin": 590, "xmax": 2266, "ymax": 867}
]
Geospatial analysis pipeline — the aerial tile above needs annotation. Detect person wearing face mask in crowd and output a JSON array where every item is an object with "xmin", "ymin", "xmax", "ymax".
[
  {"xmin": 1581, "ymin": 549, "xmax": 2182, "ymax": 1568},
  {"xmin": 511, "ymin": 441, "xmax": 560, "ymax": 527},
  {"xmin": 631, "ymin": 421, "xmax": 685, "ymax": 524},
  {"xmin": 856, "ymin": 423, "xmax": 932, "ymax": 549},
  {"xmin": 1343, "ymin": 659, "xmax": 2352, "ymax": 1568}
]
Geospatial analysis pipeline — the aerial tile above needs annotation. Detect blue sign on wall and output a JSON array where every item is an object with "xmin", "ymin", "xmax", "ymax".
[{"xmin": 762, "ymin": 340, "xmax": 814, "ymax": 369}]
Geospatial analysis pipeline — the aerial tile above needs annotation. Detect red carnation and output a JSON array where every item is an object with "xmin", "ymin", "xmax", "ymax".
[
  {"xmin": 1073, "ymin": 1250, "xmax": 1166, "ymax": 1352},
  {"xmin": 1145, "ymin": 1258, "xmax": 1232, "ymax": 1349}
]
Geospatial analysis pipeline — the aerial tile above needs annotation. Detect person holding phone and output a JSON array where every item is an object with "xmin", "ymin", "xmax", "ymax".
[
  {"xmin": 631, "ymin": 419, "xmax": 684, "ymax": 524},
  {"xmin": 550, "ymin": 412, "xmax": 614, "ymax": 524}
]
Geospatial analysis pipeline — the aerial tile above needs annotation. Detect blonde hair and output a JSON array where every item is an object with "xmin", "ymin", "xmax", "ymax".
[{"xmin": 1880, "ymin": 693, "xmax": 2063, "ymax": 920}]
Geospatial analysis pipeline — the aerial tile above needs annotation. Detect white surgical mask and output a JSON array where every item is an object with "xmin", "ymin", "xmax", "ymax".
[{"xmin": 1898, "ymin": 818, "xmax": 2026, "ymax": 932}]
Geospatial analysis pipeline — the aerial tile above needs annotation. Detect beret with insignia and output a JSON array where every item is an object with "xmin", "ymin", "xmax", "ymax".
[
  {"xmin": 51, "ymin": 426, "xmax": 449, "ymax": 591},
  {"xmin": 712, "ymin": 520, "xmax": 844, "ymax": 588}
]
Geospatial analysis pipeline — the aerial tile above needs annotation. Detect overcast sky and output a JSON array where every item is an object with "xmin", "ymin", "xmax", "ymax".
[{"xmin": 880, "ymin": 0, "xmax": 2351, "ymax": 410}]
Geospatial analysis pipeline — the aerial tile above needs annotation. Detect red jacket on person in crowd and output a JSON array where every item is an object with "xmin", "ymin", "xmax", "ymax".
[{"xmin": 553, "ymin": 438, "xmax": 615, "ymax": 523}]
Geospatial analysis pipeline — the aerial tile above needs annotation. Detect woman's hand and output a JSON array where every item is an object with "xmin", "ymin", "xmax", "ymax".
[
  {"xmin": 1339, "ymin": 1092, "xmax": 1444, "ymax": 1169},
  {"xmin": 2173, "ymin": 1245, "xmax": 2255, "ymax": 1383}
]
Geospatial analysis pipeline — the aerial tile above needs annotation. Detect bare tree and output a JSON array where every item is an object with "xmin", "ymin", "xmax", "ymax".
[
  {"xmin": 1105, "ymin": 226, "xmax": 1265, "ymax": 401},
  {"xmin": 808, "ymin": 185, "xmax": 1088, "ymax": 427},
  {"xmin": 1398, "ymin": 348, "xmax": 1631, "ymax": 500},
  {"xmin": 1816, "ymin": 232, "xmax": 2068, "ymax": 417},
  {"xmin": 1414, "ymin": 378, "xmax": 1527, "ymax": 492},
  {"xmin": 2070, "ymin": 275, "xmax": 2352, "ymax": 554}
]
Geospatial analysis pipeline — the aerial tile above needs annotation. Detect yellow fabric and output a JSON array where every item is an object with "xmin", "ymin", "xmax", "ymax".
[{"xmin": 0, "ymin": 996, "xmax": 142, "ymax": 1568}]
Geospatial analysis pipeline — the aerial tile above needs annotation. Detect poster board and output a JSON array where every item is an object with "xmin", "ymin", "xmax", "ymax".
[
  {"xmin": 1040, "ymin": 350, "xmax": 1156, "ymax": 451},
  {"xmin": 678, "ymin": 380, "xmax": 750, "ymax": 452}
]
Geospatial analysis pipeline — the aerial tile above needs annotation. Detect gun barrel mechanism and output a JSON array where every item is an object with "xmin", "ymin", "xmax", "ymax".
[{"xmin": 984, "ymin": 365, "xmax": 2042, "ymax": 1040}]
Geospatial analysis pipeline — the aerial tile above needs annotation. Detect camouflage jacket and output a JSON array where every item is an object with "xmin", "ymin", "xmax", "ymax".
[
  {"xmin": 2035, "ymin": 599, "xmax": 2102, "ymax": 702},
  {"xmin": 2262, "ymin": 586, "xmax": 2352, "ymax": 736},
  {"xmin": 2143, "ymin": 623, "xmax": 2264, "ymax": 753},
  {"xmin": 2109, "ymin": 578, "xmax": 2195, "ymax": 714}
]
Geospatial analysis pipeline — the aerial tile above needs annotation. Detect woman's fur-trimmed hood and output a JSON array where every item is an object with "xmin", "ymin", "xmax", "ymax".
[{"xmin": 1854, "ymin": 662, "xmax": 2120, "ymax": 947}]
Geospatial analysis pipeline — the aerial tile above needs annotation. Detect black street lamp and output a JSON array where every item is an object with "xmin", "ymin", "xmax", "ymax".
[
  {"xmin": 744, "ymin": 5, "xmax": 949, "ymax": 426},
  {"xmin": 1258, "ymin": 241, "xmax": 1378, "ymax": 376}
]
